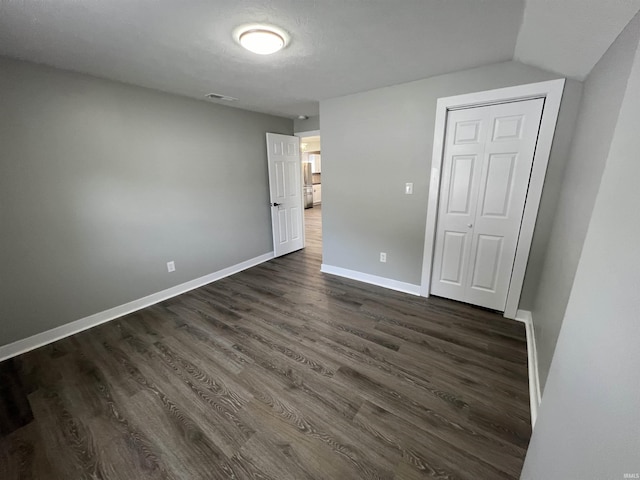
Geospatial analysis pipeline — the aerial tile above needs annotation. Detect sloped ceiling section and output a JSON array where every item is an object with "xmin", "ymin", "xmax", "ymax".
[
  {"xmin": 0, "ymin": 0, "xmax": 524, "ymax": 117},
  {"xmin": 2, "ymin": 0, "xmax": 639, "ymax": 117},
  {"xmin": 515, "ymin": 0, "xmax": 640, "ymax": 80}
]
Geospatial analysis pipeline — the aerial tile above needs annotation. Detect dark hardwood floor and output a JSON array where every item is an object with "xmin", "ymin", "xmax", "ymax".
[{"xmin": 0, "ymin": 204, "xmax": 531, "ymax": 479}]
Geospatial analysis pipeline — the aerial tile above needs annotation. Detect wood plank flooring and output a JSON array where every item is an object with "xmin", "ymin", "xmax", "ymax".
[{"xmin": 0, "ymin": 205, "xmax": 531, "ymax": 479}]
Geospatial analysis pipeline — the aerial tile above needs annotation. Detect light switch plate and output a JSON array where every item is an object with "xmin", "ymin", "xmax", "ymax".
[{"xmin": 405, "ymin": 182, "xmax": 413, "ymax": 195}]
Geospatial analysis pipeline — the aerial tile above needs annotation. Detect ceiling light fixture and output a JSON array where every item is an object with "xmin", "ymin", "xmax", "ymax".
[
  {"xmin": 297, "ymin": 115, "xmax": 308, "ymax": 120},
  {"xmin": 233, "ymin": 24, "xmax": 289, "ymax": 55}
]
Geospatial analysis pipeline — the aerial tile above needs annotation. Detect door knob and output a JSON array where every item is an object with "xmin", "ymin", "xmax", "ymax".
[
  {"xmin": 272, "ymin": 202, "xmax": 282, "ymax": 207},
  {"xmin": 467, "ymin": 223, "xmax": 473, "ymax": 228}
]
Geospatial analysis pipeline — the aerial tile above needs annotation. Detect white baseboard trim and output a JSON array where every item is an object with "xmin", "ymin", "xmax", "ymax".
[
  {"xmin": 320, "ymin": 264, "xmax": 421, "ymax": 296},
  {"xmin": 514, "ymin": 309, "xmax": 541, "ymax": 427},
  {"xmin": 0, "ymin": 252, "xmax": 275, "ymax": 362}
]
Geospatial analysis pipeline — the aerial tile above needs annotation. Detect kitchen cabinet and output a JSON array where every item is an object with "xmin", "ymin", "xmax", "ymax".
[
  {"xmin": 313, "ymin": 184, "xmax": 322, "ymax": 204},
  {"xmin": 309, "ymin": 154, "xmax": 322, "ymax": 173}
]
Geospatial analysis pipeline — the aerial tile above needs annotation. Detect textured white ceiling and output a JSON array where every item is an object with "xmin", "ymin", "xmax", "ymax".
[
  {"xmin": 0, "ymin": 0, "xmax": 524, "ymax": 117},
  {"xmin": 515, "ymin": 0, "xmax": 640, "ymax": 80},
  {"xmin": 0, "ymin": 1, "xmax": 638, "ymax": 118}
]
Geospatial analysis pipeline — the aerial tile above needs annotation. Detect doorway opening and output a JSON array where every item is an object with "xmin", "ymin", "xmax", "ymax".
[
  {"xmin": 296, "ymin": 130, "xmax": 322, "ymax": 256},
  {"xmin": 300, "ymin": 134, "xmax": 322, "ymax": 209}
]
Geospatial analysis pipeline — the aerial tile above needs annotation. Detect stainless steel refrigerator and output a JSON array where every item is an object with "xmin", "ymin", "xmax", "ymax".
[{"xmin": 303, "ymin": 162, "xmax": 313, "ymax": 208}]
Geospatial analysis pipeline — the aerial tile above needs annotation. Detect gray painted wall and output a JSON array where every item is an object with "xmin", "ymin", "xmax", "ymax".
[
  {"xmin": 294, "ymin": 115, "xmax": 320, "ymax": 133},
  {"xmin": 320, "ymin": 61, "xmax": 581, "ymax": 293},
  {"xmin": 517, "ymin": 83, "xmax": 583, "ymax": 308},
  {"xmin": 522, "ymin": 19, "xmax": 640, "ymax": 478},
  {"xmin": 529, "ymin": 13, "xmax": 640, "ymax": 389},
  {"xmin": 0, "ymin": 56, "xmax": 292, "ymax": 347}
]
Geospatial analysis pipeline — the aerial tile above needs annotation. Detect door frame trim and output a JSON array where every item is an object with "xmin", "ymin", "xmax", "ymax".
[
  {"xmin": 419, "ymin": 79, "xmax": 565, "ymax": 319},
  {"xmin": 294, "ymin": 129, "xmax": 321, "ymax": 138}
]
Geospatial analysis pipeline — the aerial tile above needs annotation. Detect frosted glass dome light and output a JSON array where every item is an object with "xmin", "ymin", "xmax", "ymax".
[{"xmin": 235, "ymin": 25, "xmax": 289, "ymax": 55}]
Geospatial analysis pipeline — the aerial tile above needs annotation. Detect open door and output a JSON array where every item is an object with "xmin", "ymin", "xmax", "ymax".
[{"xmin": 266, "ymin": 133, "xmax": 304, "ymax": 257}]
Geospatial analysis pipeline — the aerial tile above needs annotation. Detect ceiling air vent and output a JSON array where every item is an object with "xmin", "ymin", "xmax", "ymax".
[{"xmin": 205, "ymin": 93, "xmax": 238, "ymax": 102}]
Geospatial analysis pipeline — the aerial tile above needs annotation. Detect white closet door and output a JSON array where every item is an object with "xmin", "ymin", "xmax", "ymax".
[
  {"xmin": 431, "ymin": 98, "xmax": 544, "ymax": 311},
  {"xmin": 430, "ymin": 108, "xmax": 487, "ymax": 304}
]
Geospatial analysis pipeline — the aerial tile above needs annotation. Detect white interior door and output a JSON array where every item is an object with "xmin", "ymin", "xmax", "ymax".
[
  {"xmin": 266, "ymin": 133, "xmax": 304, "ymax": 257},
  {"xmin": 430, "ymin": 98, "xmax": 544, "ymax": 311}
]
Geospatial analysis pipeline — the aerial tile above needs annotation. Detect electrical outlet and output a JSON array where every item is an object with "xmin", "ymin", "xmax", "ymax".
[
  {"xmin": 405, "ymin": 182, "xmax": 413, "ymax": 195},
  {"xmin": 380, "ymin": 252, "xmax": 387, "ymax": 263},
  {"xmin": 167, "ymin": 261, "xmax": 176, "ymax": 273}
]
